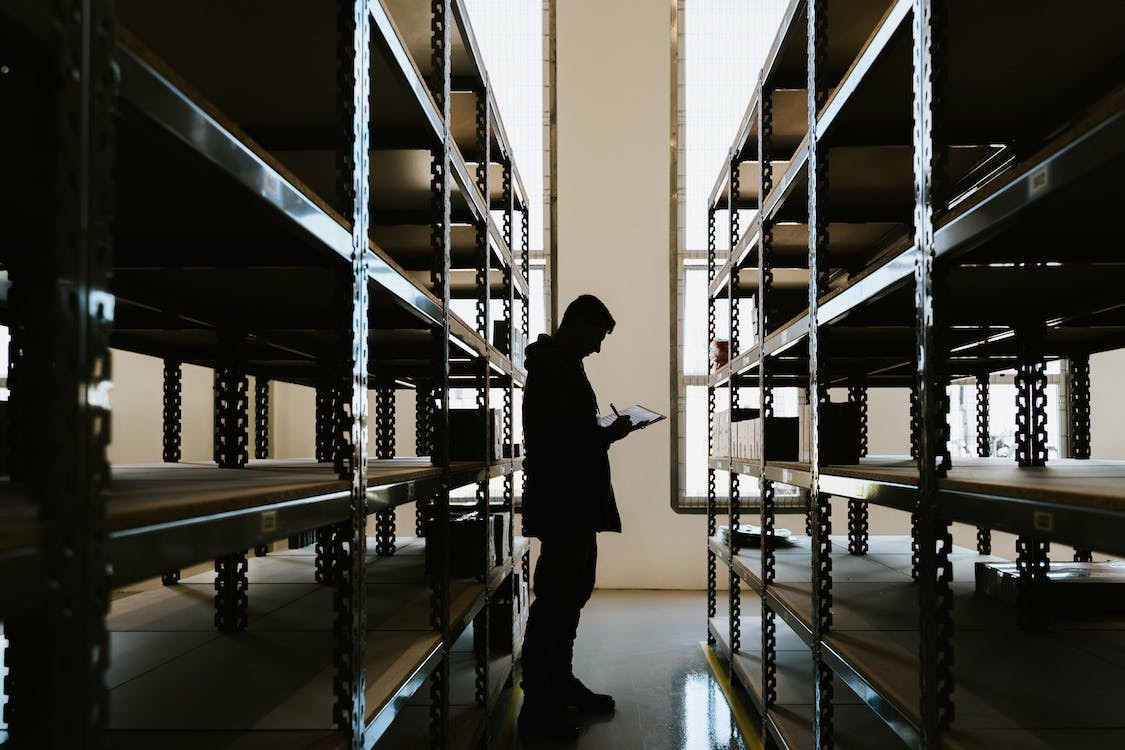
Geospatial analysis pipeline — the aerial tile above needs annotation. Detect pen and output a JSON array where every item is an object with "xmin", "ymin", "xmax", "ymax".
[{"xmin": 611, "ymin": 403, "xmax": 621, "ymax": 417}]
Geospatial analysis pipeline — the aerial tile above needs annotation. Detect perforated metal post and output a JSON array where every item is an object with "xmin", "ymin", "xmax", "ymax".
[
  {"xmin": 162, "ymin": 360, "xmax": 184, "ymax": 584},
  {"xmin": 213, "ymin": 333, "xmax": 249, "ymax": 470},
  {"xmin": 471, "ymin": 85, "xmax": 494, "ymax": 719},
  {"xmin": 163, "ymin": 360, "xmax": 183, "ymax": 463},
  {"xmin": 214, "ymin": 551, "xmax": 249, "ymax": 632},
  {"xmin": 847, "ymin": 380, "xmax": 869, "ymax": 557},
  {"xmin": 913, "ymin": 1, "xmax": 956, "ymax": 741},
  {"xmin": 416, "ymin": 385, "xmax": 434, "ymax": 538},
  {"xmin": 316, "ymin": 380, "xmax": 338, "ymax": 463},
  {"xmin": 331, "ymin": 1, "xmax": 371, "ymax": 741},
  {"xmin": 975, "ymin": 373, "xmax": 992, "ymax": 555},
  {"xmin": 1015, "ymin": 335, "xmax": 1048, "ymax": 468},
  {"xmin": 1070, "ymin": 355, "xmax": 1093, "ymax": 561},
  {"xmin": 316, "ymin": 524, "xmax": 341, "ymax": 585},
  {"xmin": 429, "ymin": 2, "xmax": 454, "ymax": 744},
  {"xmin": 808, "ymin": 5, "xmax": 834, "ymax": 742},
  {"xmin": 3, "ymin": 3, "xmax": 117, "ymax": 742},
  {"xmin": 255, "ymin": 377, "xmax": 270, "ymax": 460},
  {"xmin": 374, "ymin": 384, "xmax": 397, "ymax": 556},
  {"xmin": 759, "ymin": 87, "xmax": 781, "ymax": 717},
  {"xmin": 212, "ymin": 334, "xmax": 250, "ymax": 627},
  {"xmin": 315, "ymin": 378, "xmax": 347, "ymax": 581},
  {"xmin": 728, "ymin": 158, "xmax": 744, "ymax": 668},
  {"xmin": 706, "ymin": 207, "xmax": 718, "ymax": 643},
  {"xmin": 1016, "ymin": 535, "xmax": 1050, "ymax": 630}
]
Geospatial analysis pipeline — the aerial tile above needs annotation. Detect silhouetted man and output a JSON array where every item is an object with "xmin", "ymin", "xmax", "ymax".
[{"xmin": 518, "ymin": 294, "xmax": 634, "ymax": 740}]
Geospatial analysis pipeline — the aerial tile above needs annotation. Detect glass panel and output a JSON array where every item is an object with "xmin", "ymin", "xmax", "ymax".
[
  {"xmin": 947, "ymin": 383, "xmax": 1061, "ymax": 459},
  {"xmin": 683, "ymin": 0, "xmax": 788, "ymax": 251},
  {"xmin": 463, "ymin": 0, "xmax": 545, "ymax": 251}
]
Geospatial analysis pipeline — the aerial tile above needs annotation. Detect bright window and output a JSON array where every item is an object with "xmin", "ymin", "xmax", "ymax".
[{"xmin": 675, "ymin": 1, "xmax": 788, "ymax": 509}]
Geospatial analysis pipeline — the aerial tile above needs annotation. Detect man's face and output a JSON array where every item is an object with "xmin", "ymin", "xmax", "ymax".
[{"xmin": 577, "ymin": 321, "xmax": 609, "ymax": 358}]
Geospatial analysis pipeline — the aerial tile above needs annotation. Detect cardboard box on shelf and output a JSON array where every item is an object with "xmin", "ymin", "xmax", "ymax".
[
  {"xmin": 447, "ymin": 408, "xmax": 503, "ymax": 461},
  {"xmin": 725, "ymin": 408, "xmax": 799, "ymax": 461},
  {"xmin": 799, "ymin": 401, "xmax": 861, "ymax": 464},
  {"xmin": 427, "ymin": 511, "xmax": 505, "ymax": 577},
  {"xmin": 710, "ymin": 339, "xmax": 729, "ymax": 371},
  {"xmin": 493, "ymin": 320, "xmax": 528, "ymax": 371}
]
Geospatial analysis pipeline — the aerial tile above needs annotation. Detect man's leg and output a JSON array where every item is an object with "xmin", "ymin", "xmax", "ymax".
[
  {"xmin": 519, "ymin": 533, "xmax": 588, "ymax": 738},
  {"xmin": 559, "ymin": 533, "xmax": 615, "ymax": 713}
]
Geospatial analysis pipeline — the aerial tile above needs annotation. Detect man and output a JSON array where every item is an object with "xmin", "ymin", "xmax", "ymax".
[{"xmin": 518, "ymin": 294, "xmax": 635, "ymax": 740}]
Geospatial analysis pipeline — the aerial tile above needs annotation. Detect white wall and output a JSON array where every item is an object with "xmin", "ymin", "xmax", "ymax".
[
  {"xmin": 554, "ymin": 0, "xmax": 704, "ymax": 589},
  {"xmin": 108, "ymin": 350, "xmax": 214, "ymax": 464}
]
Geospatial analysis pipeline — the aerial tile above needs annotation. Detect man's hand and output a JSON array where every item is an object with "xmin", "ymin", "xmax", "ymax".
[{"xmin": 606, "ymin": 414, "xmax": 633, "ymax": 442}]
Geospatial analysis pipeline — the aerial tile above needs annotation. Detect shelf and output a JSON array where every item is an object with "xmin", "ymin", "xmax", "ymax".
[
  {"xmin": 760, "ymin": 0, "xmax": 807, "ymax": 90},
  {"xmin": 705, "ymin": 2, "xmax": 1125, "ymax": 745},
  {"xmin": 69, "ymin": 20, "xmax": 527, "ymax": 388},
  {"xmin": 91, "ymin": 458, "xmax": 519, "ymax": 587},
  {"xmin": 817, "ymin": 0, "xmax": 913, "ymax": 146},
  {"xmin": 715, "ymin": 535, "xmax": 1125, "ymax": 749},
  {"xmin": 101, "ymin": 537, "xmax": 509, "ymax": 749},
  {"xmin": 709, "ymin": 95, "xmax": 1125, "ymax": 390},
  {"xmin": 0, "ymin": 1, "xmax": 529, "ymax": 745},
  {"xmin": 709, "ymin": 615, "xmax": 906, "ymax": 750}
]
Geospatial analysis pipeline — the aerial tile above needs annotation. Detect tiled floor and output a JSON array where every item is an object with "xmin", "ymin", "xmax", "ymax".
[
  {"xmin": 496, "ymin": 590, "xmax": 756, "ymax": 750},
  {"xmin": 2, "ymin": 561, "xmax": 754, "ymax": 749}
]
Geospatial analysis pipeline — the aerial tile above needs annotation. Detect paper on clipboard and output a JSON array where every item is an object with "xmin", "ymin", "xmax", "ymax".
[{"xmin": 598, "ymin": 404, "xmax": 666, "ymax": 430}]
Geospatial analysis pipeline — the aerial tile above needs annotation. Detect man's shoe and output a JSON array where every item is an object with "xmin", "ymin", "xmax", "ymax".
[
  {"xmin": 565, "ymin": 675, "xmax": 615, "ymax": 714},
  {"xmin": 518, "ymin": 699, "xmax": 580, "ymax": 741}
]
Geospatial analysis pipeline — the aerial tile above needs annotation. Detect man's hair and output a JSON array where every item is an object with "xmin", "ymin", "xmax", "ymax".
[{"xmin": 559, "ymin": 294, "xmax": 615, "ymax": 333}]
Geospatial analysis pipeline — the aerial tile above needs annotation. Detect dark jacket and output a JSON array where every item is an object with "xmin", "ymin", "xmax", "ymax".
[{"xmin": 521, "ymin": 334, "xmax": 622, "ymax": 538}]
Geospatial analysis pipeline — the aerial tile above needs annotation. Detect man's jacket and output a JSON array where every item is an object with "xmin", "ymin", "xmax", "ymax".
[{"xmin": 521, "ymin": 333, "xmax": 622, "ymax": 537}]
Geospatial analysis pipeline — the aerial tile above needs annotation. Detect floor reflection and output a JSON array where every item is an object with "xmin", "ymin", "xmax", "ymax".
[{"xmin": 496, "ymin": 590, "xmax": 756, "ymax": 750}]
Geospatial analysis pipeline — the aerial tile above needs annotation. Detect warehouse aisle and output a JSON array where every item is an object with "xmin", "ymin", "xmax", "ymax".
[{"xmin": 496, "ymin": 590, "xmax": 756, "ymax": 750}]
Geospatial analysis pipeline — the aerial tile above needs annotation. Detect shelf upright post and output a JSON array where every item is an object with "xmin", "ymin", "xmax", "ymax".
[
  {"xmin": 305, "ymin": 376, "xmax": 341, "ymax": 558},
  {"xmin": 501, "ymin": 162, "xmax": 515, "ymax": 549},
  {"xmin": 374, "ymin": 384, "xmax": 397, "ymax": 556},
  {"xmin": 329, "ymin": 0, "xmax": 371, "ymax": 743},
  {"xmin": 727, "ymin": 155, "xmax": 744, "ymax": 673},
  {"xmin": 1014, "ymin": 330, "xmax": 1051, "ymax": 628},
  {"xmin": 429, "ymin": 0, "xmax": 455, "ymax": 744},
  {"xmin": 909, "ymin": 378, "xmax": 921, "ymax": 580},
  {"xmin": 163, "ymin": 360, "xmax": 183, "ymax": 463},
  {"xmin": 255, "ymin": 377, "xmax": 270, "ymax": 460},
  {"xmin": 3, "ymin": 1, "xmax": 117, "ymax": 744},
  {"xmin": 501, "ymin": 159, "xmax": 517, "ymax": 683},
  {"xmin": 756, "ymin": 86, "xmax": 780, "ymax": 725},
  {"xmin": 847, "ymin": 377, "xmax": 869, "ymax": 556},
  {"xmin": 808, "ymin": 2, "xmax": 835, "ymax": 744},
  {"xmin": 417, "ymin": 384, "xmax": 434, "ymax": 537},
  {"xmin": 912, "ymin": 0, "xmax": 956, "ymax": 743},
  {"xmin": 252, "ymin": 377, "xmax": 271, "ymax": 556},
  {"xmin": 519, "ymin": 205, "xmax": 530, "ymax": 527},
  {"xmin": 212, "ymin": 329, "xmax": 250, "ymax": 631},
  {"xmin": 706, "ymin": 206, "xmax": 718, "ymax": 644},
  {"xmin": 314, "ymin": 372, "xmax": 347, "ymax": 580},
  {"xmin": 162, "ymin": 359, "xmax": 185, "ymax": 583},
  {"xmin": 1070, "ymin": 355, "xmax": 1093, "ymax": 561},
  {"xmin": 1014, "ymin": 332, "xmax": 1049, "ymax": 468},
  {"xmin": 472, "ymin": 77, "xmax": 493, "ymax": 722},
  {"xmin": 974, "ymin": 373, "xmax": 992, "ymax": 555},
  {"xmin": 213, "ymin": 331, "xmax": 250, "ymax": 470}
]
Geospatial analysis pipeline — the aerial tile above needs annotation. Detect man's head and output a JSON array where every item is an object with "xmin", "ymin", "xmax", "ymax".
[{"xmin": 557, "ymin": 294, "xmax": 615, "ymax": 358}]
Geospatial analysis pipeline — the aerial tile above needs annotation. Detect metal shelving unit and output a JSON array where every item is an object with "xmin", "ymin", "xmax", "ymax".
[
  {"xmin": 0, "ymin": 1, "xmax": 532, "ymax": 747},
  {"xmin": 705, "ymin": 1, "xmax": 1125, "ymax": 748}
]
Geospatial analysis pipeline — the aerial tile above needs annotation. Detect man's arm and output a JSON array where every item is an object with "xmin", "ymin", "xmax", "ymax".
[{"xmin": 525, "ymin": 365, "xmax": 629, "ymax": 452}]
